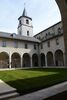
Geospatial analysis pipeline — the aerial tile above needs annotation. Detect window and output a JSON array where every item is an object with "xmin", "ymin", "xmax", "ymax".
[
  {"xmin": 34, "ymin": 44, "xmax": 36, "ymax": 49},
  {"xmin": 25, "ymin": 43, "xmax": 28, "ymax": 49},
  {"xmin": 56, "ymin": 38, "xmax": 59, "ymax": 45},
  {"xmin": 14, "ymin": 41, "xmax": 18, "ymax": 48},
  {"xmin": 58, "ymin": 28, "xmax": 61, "ymax": 34},
  {"xmin": 26, "ymin": 19, "xmax": 29, "ymax": 24},
  {"xmin": 27, "ymin": 31, "xmax": 29, "ymax": 36},
  {"xmin": 41, "ymin": 43, "xmax": 43, "ymax": 49},
  {"xmin": 2, "ymin": 41, "xmax": 6, "ymax": 47},
  {"xmin": 19, "ymin": 20, "xmax": 22, "ymax": 25},
  {"xmin": 46, "ymin": 33, "xmax": 47, "ymax": 36},
  {"xmin": 48, "ymin": 32, "xmax": 50, "ymax": 35},
  {"xmin": 45, "ymin": 33, "xmax": 47, "ymax": 38},
  {"xmin": 47, "ymin": 41, "xmax": 50, "ymax": 47}
]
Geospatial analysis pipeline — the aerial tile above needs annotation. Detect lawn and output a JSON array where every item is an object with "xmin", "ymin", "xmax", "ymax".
[{"xmin": 0, "ymin": 68, "xmax": 67, "ymax": 95}]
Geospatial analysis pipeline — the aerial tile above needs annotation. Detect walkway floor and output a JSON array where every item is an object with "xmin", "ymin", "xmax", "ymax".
[
  {"xmin": 0, "ymin": 80, "xmax": 16, "ymax": 93},
  {"xmin": 9, "ymin": 81, "xmax": 67, "ymax": 100},
  {"xmin": 0, "ymin": 80, "xmax": 19, "ymax": 99}
]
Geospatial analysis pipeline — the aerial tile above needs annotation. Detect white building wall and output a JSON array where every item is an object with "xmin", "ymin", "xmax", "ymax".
[
  {"xmin": 18, "ymin": 17, "xmax": 33, "ymax": 37},
  {"xmin": 40, "ymin": 36, "xmax": 65, "ymax": 55},
  {"xmin": 0, "ymin": 38, "xmax": 39, "ymax": 56}
]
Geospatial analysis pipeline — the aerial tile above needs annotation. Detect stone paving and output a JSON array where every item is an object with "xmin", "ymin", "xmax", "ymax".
[
  {"xmin": 0, "ymin": 80, "xmax": 19, "ymax": 99},
  {"xmin": 0, "ymin": 80, "xmax": 16, "ymax": 94}
]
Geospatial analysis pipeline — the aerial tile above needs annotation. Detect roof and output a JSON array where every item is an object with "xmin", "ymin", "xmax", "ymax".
[
  {"xmin": 0, "ymin": 32, "xmax": 40, "ymax": 43},
  {"xmin": 22, "ymin": 8, "xmax": 27, "ymax": 17},
  {"xmin": 18, "ymin": 16, "xmax": 32, "ymax": 20},
  {"xmin": 34, "ymin": 21, "xmax": 62, "ymax": 37},
  {"xmin": 18, "ymin": 8, "xmax": 32, "ymax": 20},
  {"xmin": 42, "ymin": 33, "xmax": 63, "ymax": 42}
]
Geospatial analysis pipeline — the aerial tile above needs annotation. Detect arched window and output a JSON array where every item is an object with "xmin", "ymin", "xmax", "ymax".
[
  {"xmin": 27, "ymin": 31, "xmax": 29, "ymax": 36},
  {"xmin": 19, "ymin": 20, "xmax": 21, "ymax": 25},
  {"xmin": 26, "ymin": 19, "xmax": 29, "ymax": 24}
]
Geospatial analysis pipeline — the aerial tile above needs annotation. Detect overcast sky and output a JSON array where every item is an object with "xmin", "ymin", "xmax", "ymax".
[{"xmin": 0, "ymin": 0, "xmax": 61, "ymax": 35}]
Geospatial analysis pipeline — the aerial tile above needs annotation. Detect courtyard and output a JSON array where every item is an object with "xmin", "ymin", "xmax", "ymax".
[{"xmin": 0, "ymin": 68, "xmax": 67, "ymax": 95}]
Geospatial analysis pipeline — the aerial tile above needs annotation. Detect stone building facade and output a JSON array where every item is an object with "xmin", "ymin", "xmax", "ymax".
[
  {"xmin": 34, "ymin": 22, "xmax": 65, "ymax": 67},
  {"xmin": 0, "ymin": 8, "xmax": 65, "ymax": 69}
]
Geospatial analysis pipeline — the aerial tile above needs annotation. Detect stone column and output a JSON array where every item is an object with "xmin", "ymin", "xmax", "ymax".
[
  {"xmin": 63, "ymin": 52, "xmax": 66, "ymax": 66},
  {"xmin": 21, "ymin": 55, "xmax": 22, "ymax": 68},
  {"xmin": 53, "ymin": 53, "xmax": 56, "ymax": 66},
  {"xmin": 9, "ymin": 54, "xmax": 11, "ymax": 69},
  {"xmin": 30, "ymin": 56, "xmax": 32, "ymax": 68},
  {"xmin": 45, "ymin": 55, "xmax": 47, "ymax": 67},
  {"xmin": 37, "ymin": 53, "xmax": 41, "ymax": 68},
  {"xmin": 38, "ymin": 44, "xmax": 41, "ymax": 67}
]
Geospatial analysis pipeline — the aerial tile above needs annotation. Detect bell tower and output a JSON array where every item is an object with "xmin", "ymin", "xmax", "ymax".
[
  {"xmin": 56, "ymin": 0, "xmax": 67, "ymax": 66},
  {"xmin": 18, "ymin": 8, "xmax": 33, "ymax": 37}
]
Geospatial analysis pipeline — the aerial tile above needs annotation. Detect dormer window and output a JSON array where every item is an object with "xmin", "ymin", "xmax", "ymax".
[{"xmin": 26, "ymin": 19, "xmax": 29, "ymax": 24}]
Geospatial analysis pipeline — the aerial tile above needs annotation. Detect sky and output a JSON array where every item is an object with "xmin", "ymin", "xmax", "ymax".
[{"xmin": 0, "ymin": 0, "xmax": 61, "ymax": 35}]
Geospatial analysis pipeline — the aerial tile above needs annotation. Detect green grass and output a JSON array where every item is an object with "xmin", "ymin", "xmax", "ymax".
[{"xmin": 0, "ymin": 68, "xmax": 67, "ymax": 95}]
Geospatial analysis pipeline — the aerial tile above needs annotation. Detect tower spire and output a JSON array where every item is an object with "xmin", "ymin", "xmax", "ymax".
[{"xmin": 22, "ymin": 3, "xmax": 27, "ymax": 16}]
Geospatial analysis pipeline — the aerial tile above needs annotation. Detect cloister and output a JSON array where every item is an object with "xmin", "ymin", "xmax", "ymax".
[{"xmin": 0, "ymin": 49, "xmax": 64, "ymax": 68}]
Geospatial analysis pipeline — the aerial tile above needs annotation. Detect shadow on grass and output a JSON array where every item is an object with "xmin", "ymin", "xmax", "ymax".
[
  {"xmin": 6, "ymin": 72, "xmax": 67, "ymax": 95},
  {"xmin": 22, "ymin": 68, "xmax": 67, "ymax": 73}
]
